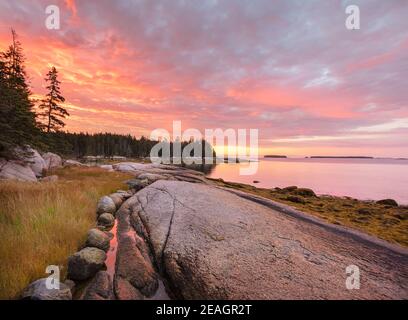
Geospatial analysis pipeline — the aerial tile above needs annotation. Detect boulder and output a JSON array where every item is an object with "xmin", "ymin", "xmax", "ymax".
[
  {"xmin": 109, "ymin": 193, "xmax": 125, "ymax": 209},
  {"xmin": 85, "ymin": 228, "xmax": 110, "ymax": 251},
  {"xmin": 96, "ymin": 196, "xmax": 116, "ymax": 215},
  {"xmin": 67, "ymin": 247, "xmax": 107, "ymax": 281},
  {"xmin": 0, "ymin": 159, "xmax": 37, "ymax": 182},
  {"xmin": 376, "ymin": 199, "xmax": 398, "ymax": 207},
  {"xmin": 42, "ymin": 152, "xmax": 62, "ymax": 170},
  {"xmin": 24, "ymin": 148, "xmax": 47, "ymax": 177},
  {"xmin": 98, "ymin": 213, "xmax": 115, "ymax": 228},
  {"xmin": 21, "ymin": 278, "xmax": 72, "ymax": 300},
  {"xmin": 123, "ymin": 180, "xmax": 407, "ymax": 299},
  {"xmin": 81, "ymin": 271, "xmax": 114, "ymax": 300}
]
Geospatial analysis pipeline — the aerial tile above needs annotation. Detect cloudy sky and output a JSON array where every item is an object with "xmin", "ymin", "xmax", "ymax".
[{"xmin": 0, "ymin": 0, "xmax": 407, "ymax": 157}]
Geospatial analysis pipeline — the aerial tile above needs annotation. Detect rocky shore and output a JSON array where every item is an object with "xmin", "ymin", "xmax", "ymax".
[{"xmin": 19, "ymin": 162, "xmax": 408, "ymax": 300}]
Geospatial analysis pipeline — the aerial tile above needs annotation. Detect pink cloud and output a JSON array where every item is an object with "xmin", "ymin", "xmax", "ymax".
[{"xmin": 0, "ymin": 0, "xmax": 407, "ymax": 157}]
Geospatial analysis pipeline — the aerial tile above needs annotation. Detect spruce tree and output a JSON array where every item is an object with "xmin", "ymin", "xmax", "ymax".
[
  {"xmin": 38, "ymin": 66, "xmax": 69, "ymax": 133},
  {"xmin": 0, "ymin": 29, "xmax": 41, "ymax": 159}
]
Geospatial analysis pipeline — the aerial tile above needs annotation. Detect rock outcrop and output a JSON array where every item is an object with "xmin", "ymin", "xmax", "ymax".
[
  {"xmin": 114, "ymin": 201, "xmax": 159, "ymax": 299},
  {"xmin": 0, "ymin": 149, "xmax": 62, "ymax": 182},
  {"xmin": 115, "ymin": 180, "xmax": 408, "ymax": 300}
]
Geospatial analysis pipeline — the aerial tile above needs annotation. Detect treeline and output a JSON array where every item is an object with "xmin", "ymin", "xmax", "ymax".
[
  {"xmin": 48, "ymin": 132, "xmax": 158, "ymax": 158},
  {"xmin": 48, "ymin": 132, "xmax": 216, "ymax": 160},
  {"xmin": 0, "ymin": 29, "xmax": 215, "ymax": 161}
]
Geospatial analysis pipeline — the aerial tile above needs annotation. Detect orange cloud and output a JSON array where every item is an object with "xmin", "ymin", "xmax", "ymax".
[{"xmin": 64, "ymin": 0, "xmax": 77, "ymax": 17}]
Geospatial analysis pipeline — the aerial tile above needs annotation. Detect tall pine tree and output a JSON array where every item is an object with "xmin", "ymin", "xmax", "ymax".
[
  {"xmin": 0, "ymin": 29, "xmax": 41, "ymax": 159},
  {"xmin": 38, "ymin": 66, "xmax": 69, "ymax": 133}
]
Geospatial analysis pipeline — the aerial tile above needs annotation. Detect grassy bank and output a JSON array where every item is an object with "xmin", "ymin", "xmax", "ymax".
[
  {"xmin": 209, "ymin": 178, "xmax": 408, "ymax": 247},
  {"xmin": 0, "ymin": 166, "xmax": 132, "ymax": 299}
]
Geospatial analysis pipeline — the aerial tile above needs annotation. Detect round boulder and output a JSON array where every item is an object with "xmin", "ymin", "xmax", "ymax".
[
  {"xmin": 98, "ymin": 213, "xmax": 115, "ymax": 227},
  {"xmin": 96, "ymin": 196, "xmax": 116, "ymax": 215},
  {"xmin": 42, "ymin": 152, "xmax": 62, "ymax": 170},
  {"xmin": 67, "ymin": 247, "xmax": 107, "ymax": 281},
  {"xmin": 109, "ymin": 193, "xmax": 124, "ymax": 209},
  {"xmin": 85, "ymin": 228, "xmax": 110, "ymax": 251},
  {"xmin": 21, "ymin": 278, "xmax": 72, "ymax": 300}
]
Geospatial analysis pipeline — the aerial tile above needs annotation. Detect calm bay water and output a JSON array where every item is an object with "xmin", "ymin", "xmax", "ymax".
[{"xmin": 207, "ymin": 158, "xmax": 408, "ymax": 204}]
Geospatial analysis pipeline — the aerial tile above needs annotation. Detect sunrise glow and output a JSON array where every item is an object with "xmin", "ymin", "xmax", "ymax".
[{"xmin": 0, "ymin": 0, "xmax": 407, "ymax": 157}]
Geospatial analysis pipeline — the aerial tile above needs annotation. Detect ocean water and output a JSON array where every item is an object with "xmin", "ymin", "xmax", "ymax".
[{"xmin": 207, "ymin": 158, "xmax": 408, "ymax": 204}]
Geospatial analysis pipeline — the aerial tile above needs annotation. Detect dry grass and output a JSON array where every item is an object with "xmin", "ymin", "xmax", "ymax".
[
  {"xmin": 0, "ymin": 166, "xmax": 132, "ymax": 299},
  {"xmin": 209, "ymin": 178, "xmax": 408, "ymax": 247}
]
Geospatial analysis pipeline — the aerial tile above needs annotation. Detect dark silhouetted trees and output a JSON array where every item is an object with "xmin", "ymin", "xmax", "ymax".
[
  {"xmin": 0, "ymin": 29, "xmax": 42, "ymax": 159},
  {"xmin": 38, "ymin": 66, "xmax": 69, "ymax": 133},
  {"xmin": 0, "ymin": 29, "xmax": 216, "ymax": 163}
]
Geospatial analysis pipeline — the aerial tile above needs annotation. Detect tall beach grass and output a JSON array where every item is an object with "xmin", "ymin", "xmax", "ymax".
[{"xmin": 0, "ymin": 166, "xmax": 132, "ymax": 299}]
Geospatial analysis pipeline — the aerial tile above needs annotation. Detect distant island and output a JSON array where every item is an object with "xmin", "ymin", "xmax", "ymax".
[
  {"xmin": 264, "ymin": 155, "xmax": 287, "ymax": 158},
  {"xmin": 309, "ymin": 156, "xmax": 374, "ymax": 159}
]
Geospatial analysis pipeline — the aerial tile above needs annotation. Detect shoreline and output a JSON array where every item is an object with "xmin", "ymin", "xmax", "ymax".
[{"xmin": 207, "ymin": 177, "xmax": 408, "ymax": 247}]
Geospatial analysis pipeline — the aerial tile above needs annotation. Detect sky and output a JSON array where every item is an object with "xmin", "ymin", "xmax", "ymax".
[{"xmin": 0, "ymin": 0, "xmax": 407, "ymax": 157}]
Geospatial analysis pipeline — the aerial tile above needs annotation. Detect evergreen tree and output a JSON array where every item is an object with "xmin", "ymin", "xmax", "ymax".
[
  {"xmin": 0, "ymin": 29, "xmax": 41, "ymax": 159},
  {"xmin": 38, "ymin": 66, "xmax": 69, "ymax": 133}
]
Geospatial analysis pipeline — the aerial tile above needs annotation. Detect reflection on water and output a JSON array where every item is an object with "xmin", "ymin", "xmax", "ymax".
[
  {"xmin": 207, "ymin": 158, "xmax": 408, "ymax": 204},
  {"xmin": 105, "ymin": 221, "xmax": 118, "ymax": 279},
  {"xmin": 107, "ymin": 220, "xmax": 172, "ymax": 300}
]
